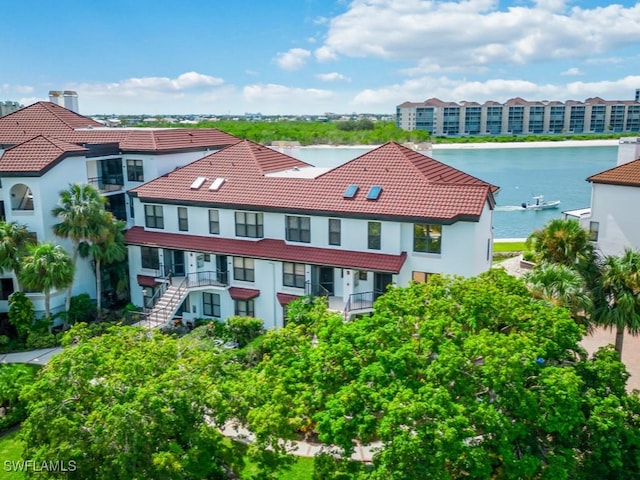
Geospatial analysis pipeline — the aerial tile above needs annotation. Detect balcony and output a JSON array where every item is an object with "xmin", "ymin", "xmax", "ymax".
[{"xmin": 87, "ymin": 173, "xmax": 124, "ymax": 193}]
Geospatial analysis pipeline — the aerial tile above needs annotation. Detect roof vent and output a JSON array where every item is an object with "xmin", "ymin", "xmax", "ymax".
[
  {"xmin": 343, "ymin": 184, "xmax": 359, "ymax": 198},
  {"xmin": 366, "ymin": 185, "xmax": 383, "ymax": 200},
  {"xmin": 209, "ymin": 177, "xmax": 225, "ymax": 191},
  {"xmin": 190, "ymin": 176, "xmax": 207, "ymax": 189}
]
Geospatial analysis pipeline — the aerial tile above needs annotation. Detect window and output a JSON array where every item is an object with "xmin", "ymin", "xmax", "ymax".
[
  {"xmin": 203, "ymin": 292, "xmax": 221, "ymax": 317},
  {"xmin": 144, "ymin": 205, "xmax": 164, "ymax": 229},
  {"xmin": 141, "ymin": 246, "xmax": 160, "ymax": 270},
  {"xmin": 286, "ymin": 215, "xmax": 311, "ymax": 243},
  {"xmin": 235, "ymin": 299, "xmax": 255, "ymax": 317},
  {"xmin": 129, "ymin": 199, "xmax": 135, "ymax": 219},
  {"xmin": 233, "ymin": 257, "xmax": 255, "ymax": 282},
  {"xmin": 329, "ymin": 219, "xmax": 341, "ymax": 246},
  {"xmin": 127, "ymin": 159, "xmax": 144, "ymax": 182},
  {"xmin": 368, "ymin": 222, "xmax": 381, "ymax": 250},
  {"xmin": 589, "ymin": 221, "xmax": 600, "ymax": 241},
  {"xmin": 209, "ymin": 209, "xmax": 220, "ymax": 234},
  {"xmin": 0, "ymin": 278, "xmax": 15, "ymax": 301},
  {"xmin": 358, "ymin": 271, "xmax": 368, "ymax": 281},
  {"xmin": 413, "ymin": 224, "xmax": 442, "ymax": 254},
  {"xmin": 235, "ymin": 212, "xmax": 263, "ymax": 238},
  {"xmin": 204, "ymin": 253, "xmax": 211, "ymax": 262},
  {"xmin": 177, "ymin": 207, "xmax": 188, "ymax": 231},
  {"xmin": 412, "ymin": 271, "xmax": 432, "ymax": 283},
  {"xmin": 283, "ymin": 262, "xmax": 305, "ymax": 288}
]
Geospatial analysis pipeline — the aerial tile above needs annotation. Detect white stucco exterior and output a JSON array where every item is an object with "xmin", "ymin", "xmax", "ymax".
[{"xmin": 589, "ymin": 183, "xmax": 640, "ymax": 257}]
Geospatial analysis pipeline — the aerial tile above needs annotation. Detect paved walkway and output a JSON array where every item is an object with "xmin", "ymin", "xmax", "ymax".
[
  {"xmin": 0, "ymin": 347, "xmax": 63, "ymax": 365},
  {"xmin": 496, "ymin": 255, "xmax": 640, "ymax": 392}
]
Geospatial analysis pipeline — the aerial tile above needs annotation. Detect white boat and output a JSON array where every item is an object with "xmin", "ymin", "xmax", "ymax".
[{"xmin": 521, "ymin": 195, "xmax": 560, "ymax": 210}]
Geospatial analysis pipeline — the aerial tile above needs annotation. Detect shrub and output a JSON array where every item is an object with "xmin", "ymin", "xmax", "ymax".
[
  {"xmin": 68, "ymin": 294, "xmax": 97, "ymax": 324},
  {"xmin": 225, "ymin": 316, "xmax": 264, "ymax": 347},
  {"xmin": 25, "ymin": 331, "xmax": 60, "ymax": 350},
  {"xmin": 523, "ymin": 251, "xmax": 537, "ymax": 262},
  {"xmin": 0, "ymin": 364, "xmax": 39, "ymax": 431},
  {"xmin": 8, "ymin": 292, "xmax": 35, "ymax": 341}
]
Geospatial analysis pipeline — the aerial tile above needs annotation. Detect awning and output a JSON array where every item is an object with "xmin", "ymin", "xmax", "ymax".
[
  {"xmin": 276, "ymin": 293, "xmax": 302, "ymax": 306},
  {"xmin": 137, "ymin": 275, "xmax": 160, "ymax": 287},
  {"xmin": 228, "ymin": 287, "xmax": 260, "ymax": 300}
]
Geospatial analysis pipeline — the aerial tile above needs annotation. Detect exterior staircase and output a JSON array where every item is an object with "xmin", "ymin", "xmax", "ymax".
[{"xmin": 135, "ymin": 284, "xmax": 188, "ymax": 329}]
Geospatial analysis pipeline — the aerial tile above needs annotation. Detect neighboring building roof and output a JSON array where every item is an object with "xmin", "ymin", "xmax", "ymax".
[
  {"xmin": 587, "ymin": 158, "xmax": 640, "ymax": 187},
  {"xmin": 0, "ymin": 101, "xmax": 239, "ymax": 154},
  {"xmin": 0, "ymin": 135, "xmax": 88, "ymax": 175},
  {"xmin": 137, "ymin": 275, "xmax": 161, "ymax": 287},
  {"xmin": 130, "ymin": 140, "xmax": 497, "ymax": 223},
  {"xmin": 125, "ymin": 226, "xmax": 408, "ymax": 273},
  {"xmin": 0, "ymin": 102, "xmax": 102, "ymax": 144},
  {"xmin": 276, "ymin": 293, "xmax": 302, "ymax": 306}
]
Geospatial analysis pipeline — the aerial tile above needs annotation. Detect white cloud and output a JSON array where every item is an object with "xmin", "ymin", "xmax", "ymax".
[
  {"xmin": 274, "ymin": 48, "xmax": 311, "ymax": 71},
  {"xmin": 1, "ymin": 83, "xmax": 35, "ymax": 94},
  {"xmin": 350, "ymin": 75, "xmax": 640, "ymax": 111},
  {"xmin": 315, "ymin": 46, "xmax": 338, "ymax": 62},
  {"xmin": 561, "ymin": 67, "xmax": 583, "ymax": 76},
  {"xmin": 316, "ymin": 72, "xmax": 350, "ymax": 82},
  {"xmin": 318, "ymin": 1, "xmax": 640, "ymax": 69},
  {"xmin": 244, "ymin": 83, "xmax": 333, "ymax": 103}
]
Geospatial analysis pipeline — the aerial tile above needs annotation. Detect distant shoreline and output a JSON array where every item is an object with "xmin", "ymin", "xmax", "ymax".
[{"xmin": 290, "ymin": 139, "xmax": 620, "ymax": 151}]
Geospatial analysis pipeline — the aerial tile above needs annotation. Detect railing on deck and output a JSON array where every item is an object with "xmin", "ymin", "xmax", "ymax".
[
  {"xmin": 142, "ymin": 270, "xmax": 228, "ymax": 327},
  {"xmin": 305, "ymin": 281, "xmax": 330, "ymax": 299},
  {"xmin": 87, "ymin": 174, "xmax": 124, "ymax": 193},
  {"xmin": 343, "ymin": 290, "xmax": 384, "ymax": 318}
]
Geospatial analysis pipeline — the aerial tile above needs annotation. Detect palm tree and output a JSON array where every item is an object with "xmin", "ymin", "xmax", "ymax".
[
  {"xmin": 526, "ymin": 218, "xmax": 594, "ymax": 270},
  {"xmin": 593, "ymin": 248, "xmax": 640, "ymax": 355},
  {"xmin": 524, "ymin": 262, "xmax": 593, "ymax": 331},
  {"xmin": 79, "ymin": 212, "xmax": 127, "ymax": 313},
  {"xmin": 0, "ymin": 221, "xmax": 35, "ymax": 291},
  {"xmin": 19, "ymin": 243, "xmax": 75, "ymax": 319},
  {"xmin": 51, "ymin": 184, "xmax": 107, "ymax": 311}
]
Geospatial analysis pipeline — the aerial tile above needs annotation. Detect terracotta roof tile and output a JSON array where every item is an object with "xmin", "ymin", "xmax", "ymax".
[
  {"xmin": 276, "ymin": 293, "xmax": 302, "ymax": 306},
  {"xmin": 137, "ymin": 275, "xmax": 161, "ymax": 287},
  {"xmin": 125, "ymin": 226, "xmax": 407, "ymax": 273},
  {"xmin": 228, "ymin": 287, "xmax": 261, "ymax": 300},
  {"xmin": 588, "ymin": 159, "xmax": 640, "ymax": 187},
  {"xmin": 0, "ymin": 101, "xmax": 239, "ymax": 153},
  {"xmin": 131, "ymin": 140, "xmax": 496, "ymax": 222},
  {"xmin": 0, "ymin": 135, "xmax": 87, "ymax": 174}
]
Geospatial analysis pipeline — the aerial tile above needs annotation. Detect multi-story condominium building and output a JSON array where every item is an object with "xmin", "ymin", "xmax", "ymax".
[
  {"xmin": 397, "ymin": 96, "xmax": 640, "ymax": 136},
  {"xmin": 125, "ymin": 139, "xmax": 498, "ymax": 329},
  {"xmin": 0, "ymin": 101, "xmax": 22, "ymax": 117},
  {"xmin": 0, "ymin": 101, "xmax": 238, "ymax": 315}
]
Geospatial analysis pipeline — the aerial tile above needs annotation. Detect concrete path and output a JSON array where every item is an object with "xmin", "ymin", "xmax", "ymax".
[{"xmin": 0, "ymin": 347, "xmax": 63, "ymax": 365}]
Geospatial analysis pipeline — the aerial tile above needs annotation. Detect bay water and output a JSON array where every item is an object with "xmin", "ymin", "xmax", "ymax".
[{"xmin": 282, "ymin": 145, "xmax": 618, "ymax": 239}]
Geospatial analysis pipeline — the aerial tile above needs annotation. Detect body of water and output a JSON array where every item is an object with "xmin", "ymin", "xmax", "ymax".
[{"xmin": 281, "ymin": 145, "xmax": 618, "ymax": 239}]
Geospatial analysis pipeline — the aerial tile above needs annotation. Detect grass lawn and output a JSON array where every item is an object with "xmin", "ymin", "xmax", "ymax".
[
  {"xmin": 493, "ymin": 240, "xmax": 528, "ymax": 253},
  {"xmin": 0, "ymin": 430, "xmax": 24, "ymax": 480}
]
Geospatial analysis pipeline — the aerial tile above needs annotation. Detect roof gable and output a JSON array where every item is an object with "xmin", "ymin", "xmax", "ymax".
[
  {"xmin": 588, "ymin": 158, "xmax": 640, "ymax": 187},
  {"xmin": 131, "ymin": 141, "xmax": 497, "ymax": 222},
  {"xmin": 0, "ymin": 135, "xmax": 87, "ymax": 174}
]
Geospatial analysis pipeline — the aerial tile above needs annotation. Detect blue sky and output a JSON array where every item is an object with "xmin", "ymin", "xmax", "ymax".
[{"xmin": 2, "ymin": 0, "xmax": 639, "ymax": 115}]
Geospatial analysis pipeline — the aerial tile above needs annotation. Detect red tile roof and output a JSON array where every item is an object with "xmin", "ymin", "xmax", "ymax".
[
  {"xmin": 137, "ymin": 275, "xmax": 161, "ymax": 287},
  {"xmin": 228, "ymin": 287, "xmax": 261, "ymax": 300},
  {"xmin": 276, "ymin": 293, "xmax": 302, "ymax": 306},
  {"xmin": 131, "ymin": 140, "xmax": 496, "ymax": 222},
  {"xmin": 587, "ymin": 159, "xmax": 640, "ymax": 187},
  {"xmin": 0, "ymin": 135, "xmax": 88, "ymax": 174},
  {"xmin": 125, "ymin": 226, "xmax": 407, "ymax": 273},
  {"xmin": 0, "ymin": 101, "xmax": 238, "ymax": 154}
]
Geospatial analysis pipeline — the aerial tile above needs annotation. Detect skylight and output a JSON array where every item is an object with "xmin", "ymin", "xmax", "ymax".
[
  {"xmin": 343, "ymin": 184, "xmax": 359, "ymax": 198},
  {"xmin": 366, "ymin": 185, "xmax": 383, "ymax": 200},
  {"xmin": 209, "ymin": 177, "xmax": 225, "ymax": 191},
  {"xmin": 190, "ymin": 176, "xmax": 207, "ymax": 189}
]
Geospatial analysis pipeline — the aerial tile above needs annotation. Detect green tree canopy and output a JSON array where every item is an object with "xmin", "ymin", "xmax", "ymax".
[
  {"xmin": 526, "ymin": 218, "xmax": 595, "ymax": 272},
  {"xmin": 51, "ymin": 183, "xmax": 108, "ymax": 312},
  {"xmin": 19, "ymin": 243, "xmax": 74, "ymax": 319},
  {"xmin": 0, "ymin": 220, "xmax": 35, "ymax": 291},
  {"xmin": 20, "ymin": 326, "xmax": 236, "ymax": 479},
  {"xmin": 233, "ymin": 270, "xmax": 640, "ymax": 479}
]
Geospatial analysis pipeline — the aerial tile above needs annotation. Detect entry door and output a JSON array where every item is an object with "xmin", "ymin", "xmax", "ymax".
[
  {"xmin": 374, "ymin": 273, "xmax": 392, "ymax": 299},
  {"xmin": 216, "ymin": 255, "xmax": 228, "ymax": 284},
  {"xmin": 319, "ymin": 267, "xmax": 334, "ymax": 295},
  {"xmin": 164, "ymin": 249, "xmax": 185, "ymax": 277}
]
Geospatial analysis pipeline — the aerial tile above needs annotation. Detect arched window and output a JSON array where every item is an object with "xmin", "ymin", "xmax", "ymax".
[{"xmin": 10, "ymin": 183, "xmax": 34, "ymax": 211}]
